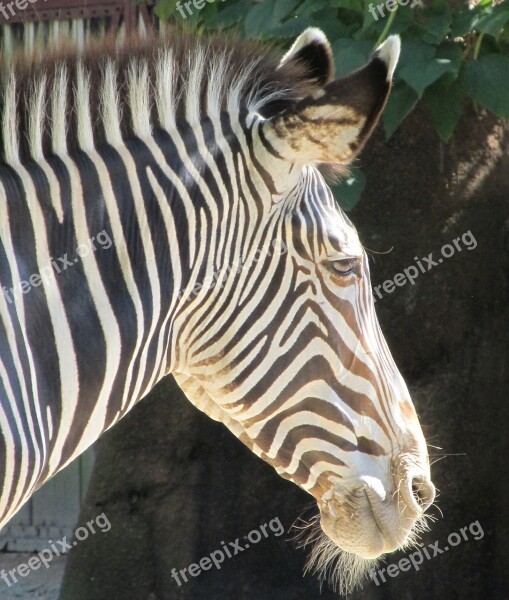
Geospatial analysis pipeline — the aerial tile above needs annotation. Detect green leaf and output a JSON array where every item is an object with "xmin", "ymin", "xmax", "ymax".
[
  {"xmin": 464, "ymin": 54, "xmax": 509, "ymax": 119},
  {"xmin": 436, "ymin": 41, "xmax": 463, "ymax": 63},
  {"xmin": 451, "ymin": 3, "xmax": 509, "ymax": 38},
  {"xmin": 501, "ymin": 19, "xmax": 509, "ymax": 43},
  {"xmin": 361, "ymin": 4, "xmax": 416, "ymax": 39},
  {"xmin": 398, "ymin": 40, "xmax": 461, "ymax": 97},
  {"xmin": 424, "ymin": 76, "xmax": 465, "ymax": 141},
  {"xmin": 476, "ymin": 4, "xmax": 509, "ymax": 36},
  {"xmin": 204, "ymin": 0, "xmax": 250, "ymax": 29},
  {"xmin": 154, "ymin": 0, "xmax": 179, "ymax": 20},
  {"xmin": 294, "ymin": 0, "xmax": 331, "ymax": 16},
  {"xmin": 420, "ymin": 11, "xmax": 452, "ymax": 45},
  {"xmin": 383, "ymin": 81, "xmax": 419, "ymax": 139},
  {"xmin": 271, "ymin": 0, "xmax": 302, "ymax": 23},
  {"xmin": 267, "ymin": 12, "xmax": 352, "ymax": 40},
  {"xmin": 334, "ymin": 0, "xmax": 364, "ymax": 12},
  {"xmin": 330, "ymin": 166, "xmax": 366, "ymax": 211},
  {"xmin": 244, "ymin": 0, "xmax": 301, "ymax": 37},
  {"xmin": 332, "ymin": 38, "xmax": 372, "ymax": 77},
  {"xmin": 295, "ymin": 7, "xmax": 355, "ymax": 40},
  {"xmin": 244, "ymin": 1, "xmax": 274, "ymax": 37},
  {"xmin": 264, "ymin": 14, "xmax": 311, "ymax": 38},
  {"xmin": 450, "ymin": 4, "xmax": 483, "ymax": 37}
]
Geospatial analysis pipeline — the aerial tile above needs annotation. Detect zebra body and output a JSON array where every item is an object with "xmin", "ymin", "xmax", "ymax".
[{"xmin": 0, "ymin": 27, "xmax": 434, "ymax": 591}]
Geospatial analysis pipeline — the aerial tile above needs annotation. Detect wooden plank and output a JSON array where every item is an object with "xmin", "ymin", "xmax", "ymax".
[{"xmin": 0, "ymin": 0, "xmax": 156, "ymax": 26}]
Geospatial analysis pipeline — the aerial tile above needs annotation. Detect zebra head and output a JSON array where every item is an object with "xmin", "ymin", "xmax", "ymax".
[{"xmin": 172, "ymin": 29, "xmax": 434, "ymax": 590}]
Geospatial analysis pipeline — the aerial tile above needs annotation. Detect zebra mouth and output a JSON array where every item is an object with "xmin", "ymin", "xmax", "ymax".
[
  {"xmin": 317, "ymin": 489, "xmax": 386, "ymax": 559},
  {"xmin": 363, "ymin": 487, "xmax": 414, "ymax": 554},
  {"xmin": 364, "ymin": 489, "xmax": 387, "ymax": 541}
]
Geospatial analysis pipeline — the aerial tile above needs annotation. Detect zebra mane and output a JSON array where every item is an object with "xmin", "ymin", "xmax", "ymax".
[{"xmin": 0, "ymin": 28, "xmax": 314, "ymax": 165}]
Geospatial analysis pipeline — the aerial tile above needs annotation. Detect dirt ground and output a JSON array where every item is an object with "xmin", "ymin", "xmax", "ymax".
[{"xmin": 0, "ymin": 554, "xmax": 66, "ymax": 600}]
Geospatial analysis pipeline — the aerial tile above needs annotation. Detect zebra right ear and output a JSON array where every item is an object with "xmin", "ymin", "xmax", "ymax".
[
  {"xmin": 279, "ymin": 28, "xmax": 334, "ymax": 88},
  {"xmin": 260, "ymin": 36, "xmax": 400, "ymax": 167}
]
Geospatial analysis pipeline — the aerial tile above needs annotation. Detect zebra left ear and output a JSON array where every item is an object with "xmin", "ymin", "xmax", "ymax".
[
  {"xmin": 279, "ymin": 28, "xmax": 334, "ymax": 88},
  {"xmin": 262, "ymin": 35, "xmax": 400, "ymax": 167}
]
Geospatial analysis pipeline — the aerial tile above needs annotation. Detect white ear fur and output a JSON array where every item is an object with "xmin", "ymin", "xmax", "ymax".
[
  {"xmin": 279, "ymin": 27, "xmax": 334, "ymax": 88},
  {"xmin": 373, "ymin": 34, "xmax": 400, "ymax": 81}
]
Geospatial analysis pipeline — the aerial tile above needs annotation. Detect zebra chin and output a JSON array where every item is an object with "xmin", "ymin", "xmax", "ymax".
[
  {"xmin": 295, "ymin": 472, "xmax": 436, "ymax": 594},
  {"xmin": 318, "ymin": 490, "xmax": 426, "ymax": 558}
]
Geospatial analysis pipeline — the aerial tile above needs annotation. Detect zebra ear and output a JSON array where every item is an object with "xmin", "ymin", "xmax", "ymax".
[
  {"xmin": 279, "ymin": 28, "xmax": 334, "ymax": 88},
  {"xmin": 262, "ymin": 35, "xmax": 400, "ymax": 166}
]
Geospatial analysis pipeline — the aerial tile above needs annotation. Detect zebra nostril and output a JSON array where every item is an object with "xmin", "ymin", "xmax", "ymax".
[{"xmin": 409, "ymin": 475, "xmax": 435, "ymax": 512}]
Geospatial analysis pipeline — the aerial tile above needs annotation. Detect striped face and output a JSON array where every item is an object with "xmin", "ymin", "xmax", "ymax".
[{"xmin": 174, "ymin": 30, "xmax": 435, "ymax": 587}]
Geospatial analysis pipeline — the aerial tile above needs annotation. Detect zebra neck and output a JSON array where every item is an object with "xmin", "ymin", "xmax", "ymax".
[{"xmin": 0, "ymin": 131, "xmax": 194, "ymax": 517}]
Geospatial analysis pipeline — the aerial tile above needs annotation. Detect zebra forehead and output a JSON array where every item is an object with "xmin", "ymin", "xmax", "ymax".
[{"xmin": 0, "ymin": 29, "xmax": 316, "ymax": 166}]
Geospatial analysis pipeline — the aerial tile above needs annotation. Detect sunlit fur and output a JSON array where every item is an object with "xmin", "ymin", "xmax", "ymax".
[{"xmin": 0, "ymin": 31, "xmax": 316, "ymax": 165}]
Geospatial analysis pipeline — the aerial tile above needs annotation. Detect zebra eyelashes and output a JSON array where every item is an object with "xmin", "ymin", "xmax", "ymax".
[
  {"xmin": 260, "ymin": 35, "xmax": 401, "ymax": 168},
  {"xmin": 329, "ymin": 258, "xmax": 359, "ymax": 277},
  {"xmin": 324, "ymin": 257, "xmax": 361, "ymax": 278}
]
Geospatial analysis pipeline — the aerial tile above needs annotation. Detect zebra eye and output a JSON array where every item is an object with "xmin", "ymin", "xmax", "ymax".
[{"xmin": 330, "ymin": 258, "xmax": 357, "ymax": 276}]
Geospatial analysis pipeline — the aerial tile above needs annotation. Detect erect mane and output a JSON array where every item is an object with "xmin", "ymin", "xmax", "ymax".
[{"xmin": 0, "ymin": 27, "xmax": 315, "ymax": 165}]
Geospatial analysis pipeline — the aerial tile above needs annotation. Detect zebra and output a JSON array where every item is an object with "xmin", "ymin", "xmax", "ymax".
[{"xmin": 0, "ymin": 26, "xmax": 435, "ymax": 591}]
